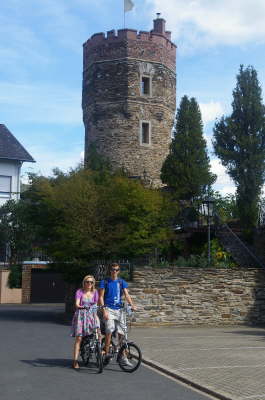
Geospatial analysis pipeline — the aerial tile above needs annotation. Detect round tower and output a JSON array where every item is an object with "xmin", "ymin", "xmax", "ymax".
[{"xmin": 82, "ymin": 16, "xmax": 176, "ymax": 186}]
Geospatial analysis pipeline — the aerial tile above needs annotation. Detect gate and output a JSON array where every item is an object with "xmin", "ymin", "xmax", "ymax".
[{"xmin": 31, "ymin": 269, "xmax": 66, "ymax": 303}]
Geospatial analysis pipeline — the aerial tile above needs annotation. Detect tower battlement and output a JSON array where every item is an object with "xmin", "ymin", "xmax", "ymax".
[
  {"xmin": 85, "ymin": 27, "xmax": 175, "ymax": 48},
  {"xmin": 83, "ymin": 18, "xmax": 176, "ymax": 72}
]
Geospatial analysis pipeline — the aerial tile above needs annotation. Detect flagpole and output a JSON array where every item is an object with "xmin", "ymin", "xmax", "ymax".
[{"xmin": 123, "ymin": 0, "xmax": 125, "ymax": 28}]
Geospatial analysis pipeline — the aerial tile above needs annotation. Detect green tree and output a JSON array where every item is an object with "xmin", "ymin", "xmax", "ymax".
[
  {"xmin": 0, "ymin": 200, "xmax": 38, "ymax": 264},
  {"xmin": 161, "ymin": 95, "xmax": 216, "ymax": 200},
  {"xmin": 85, "ymin": 142, "xmax": 111, "ymax": 173},
  {"xmin": 23, "ymin": 168, "xmax": 174, "ymax": 264},
  {"xmin": 8, "ymin": 265, "xmax": 22, "ymax": 288},
  {"xmin": 211, "ymin": 191, "xmax": 239, "ymax": 223},
  {"xmin": 213, "ymin": 65, "xmax": 265, "ymax": 234}
]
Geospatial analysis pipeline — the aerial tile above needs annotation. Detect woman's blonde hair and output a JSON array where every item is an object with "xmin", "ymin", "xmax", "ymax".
[{"xmin": 82, "ymin": 275, "xmax": 96, "ymax": 291}]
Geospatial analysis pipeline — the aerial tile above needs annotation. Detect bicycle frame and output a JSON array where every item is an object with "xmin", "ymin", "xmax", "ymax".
[
  {"xmin": 79, "ymin": 305, "xmax": 103, "ymax": 372},
  {"xmin": 102, "ymin": 304, "xmax": 142, "ymax": 372}
]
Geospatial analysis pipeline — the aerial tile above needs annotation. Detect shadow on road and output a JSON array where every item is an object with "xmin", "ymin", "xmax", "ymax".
[
  {"xmin": 20, "ymin": 358, "xmax": 122, "ymax": 374},
  {"xmin": 21, "ymin": 358, "xmax": 72, "ymax": 368},
  {"xmin": 225, "ymin": 328, "xmax": 265, "ymax": 338},
  {"xmin": 0, "ymin": 305, "xmax": 69, "ymax": 325}
]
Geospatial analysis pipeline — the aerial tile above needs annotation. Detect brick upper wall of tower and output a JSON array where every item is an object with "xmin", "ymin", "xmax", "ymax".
[{"xmin": 83, "ymin": 18, "xmax": 176, "ymax": 72}]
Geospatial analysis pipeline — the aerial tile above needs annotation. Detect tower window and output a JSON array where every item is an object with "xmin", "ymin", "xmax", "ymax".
[
  {"xmin": 141, "ymin": 76, "xmax": 151, "ymax": 96},
  {"xmin": 141, "ymin": 122, "xmax": 151, "ymax": 145}
]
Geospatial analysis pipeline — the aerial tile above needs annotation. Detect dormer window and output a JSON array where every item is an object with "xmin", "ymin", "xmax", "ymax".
[{"xmin": 141, "ymin": 76, "xmax": 151, "ymax": 96}]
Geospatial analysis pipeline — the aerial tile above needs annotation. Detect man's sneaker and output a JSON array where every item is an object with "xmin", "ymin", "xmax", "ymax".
[{"xmin": 120, "ymin": 356, "xmax": 133, "ymax": 367}]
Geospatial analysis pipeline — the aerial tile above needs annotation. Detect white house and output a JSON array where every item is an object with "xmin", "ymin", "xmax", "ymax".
[{"xmin": 0, "ymin": 124, "xmax": 35, "ymax": 207}]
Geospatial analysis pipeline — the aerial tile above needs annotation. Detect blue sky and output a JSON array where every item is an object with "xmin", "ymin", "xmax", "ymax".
[{"xmin": 1, "ymin": 0, "xmax": 265, "ymax": 195}]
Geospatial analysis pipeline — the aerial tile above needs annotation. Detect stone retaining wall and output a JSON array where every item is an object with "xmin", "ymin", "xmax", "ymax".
[{"xmin": 129, "ymin": 267, "xmax": 265, "ymax": 326}]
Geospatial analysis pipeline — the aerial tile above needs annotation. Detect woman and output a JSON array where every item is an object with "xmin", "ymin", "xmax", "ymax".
[{"xmin": 71, "ymin": 275, "xmax": 100, "ymax": 369}]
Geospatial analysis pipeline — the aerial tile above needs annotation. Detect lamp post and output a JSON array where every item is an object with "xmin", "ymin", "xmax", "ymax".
[{"xmin": 202, "ymin": 197, "xmax": 215, "ymax": 267}]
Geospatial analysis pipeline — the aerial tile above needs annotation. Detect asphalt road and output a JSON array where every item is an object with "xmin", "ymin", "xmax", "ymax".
[{"xmin": 0, "ymin": 304, "xmax": 214, "ymax": 400}]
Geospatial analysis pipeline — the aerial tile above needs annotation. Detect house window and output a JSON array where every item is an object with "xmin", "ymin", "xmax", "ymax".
[
  {"xmin": 141, "ymin": 122, "xmax": 151, "ymax": 145},
  {"xmin": 0, "ymin": 176, "xmax": 12, "ymax": 198},
  {"xmin": 141, "ymin": 76, "xmax": 151, "ymax": 96}
]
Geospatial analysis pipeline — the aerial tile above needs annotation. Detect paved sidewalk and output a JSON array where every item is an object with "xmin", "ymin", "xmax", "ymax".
[{"xmin": 131, "ymin": 325, "xmax": 265, "ymax": 400}]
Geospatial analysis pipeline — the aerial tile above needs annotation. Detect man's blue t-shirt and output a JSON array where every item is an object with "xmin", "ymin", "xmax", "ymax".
[{"xmin": 99, "ymin": 278, "xmax": 128, "ymax": 310}]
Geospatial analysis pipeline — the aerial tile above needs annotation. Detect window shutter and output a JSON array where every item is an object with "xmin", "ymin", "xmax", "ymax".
[{"xmin": 0, "ymin": 176, "xmax": 11, "ymax": 194}]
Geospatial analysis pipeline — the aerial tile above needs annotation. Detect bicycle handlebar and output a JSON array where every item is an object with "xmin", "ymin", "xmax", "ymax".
[
  {"xmin": 119, "ymin": 304, "xmax": 133, "ymax": 315},
  {"xmin": 79, "ymin": 305, "xmax": 100, "ymax": 313},
  {"xmin": 80, "ymin": 304, "xmax": 134, "ymax": 315}
]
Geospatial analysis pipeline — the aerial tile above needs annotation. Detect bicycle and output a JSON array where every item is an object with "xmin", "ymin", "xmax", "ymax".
[
  {"xmin": 79, "ymin": 305, "xmax": 103, "ymax": 373},
  {"xmin": 101, "ymin": 304, "xmax": 142, "ymax": 373}
]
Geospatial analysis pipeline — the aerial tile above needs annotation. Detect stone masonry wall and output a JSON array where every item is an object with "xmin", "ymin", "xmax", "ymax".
[
  {"xmin": 83, "ymin": 19, "xmax": 176, "ymax": 187},
  {"xmin": 129, "ymin": 267, "xmax": 265, "ymax": 326},
  {"xmin": 22, "ymin": 264, "xmax": 32, "ymax": 304}
]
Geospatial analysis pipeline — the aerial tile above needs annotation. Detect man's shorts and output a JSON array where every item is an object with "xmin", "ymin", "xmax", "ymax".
[{"xmin": 104, "ymin": 307, "xmax": 126, "ymax": 335}]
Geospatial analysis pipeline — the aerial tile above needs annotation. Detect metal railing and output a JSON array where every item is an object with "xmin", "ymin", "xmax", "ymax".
[
  {"xmin": 93, "ymin": 260, "xmax": 132, "ymax": 281},
  {"xmin": 215, "ymin": 215, "xmax": 265, "ymax": 269}
]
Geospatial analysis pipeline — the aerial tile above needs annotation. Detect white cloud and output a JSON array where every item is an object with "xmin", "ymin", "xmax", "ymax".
[
  {"xmin": 200, "ymin": 101, "xmax": 224, "ymax": 124},
  {"xmin": 0, "ymin": 14, "xmax": 52, "ymax": 79},
  {"xmin": 0, "ymin": 0, "xmax": 97, "ymax": 80},
  {"xmin": 147, "ymin": 0, "xmax": 265, "ymax": 52},
  {"xmin": 21, "ymin": 144, "xmax": 84, "ymax": 183},
  {"xmin": 35, "ymin": 0, "xmax": 87, "ymax": 53},
  {"xmin": 211, "ymin": 158, "xmax": 236, "ymax": 195},
  {"xmin": 218, "ymin": 186, "xmax": 236, "ymax": 196},
  {"xmin": 80, "ymin": 151, "xmax": 85, "ymax": 161},
  {"xmin": 3, "ymin": 0, "xmax": 105, "ymax": 55},
  {"xmin": 0, "ymin": 82, "xmax": 82, "ymax": 125}
]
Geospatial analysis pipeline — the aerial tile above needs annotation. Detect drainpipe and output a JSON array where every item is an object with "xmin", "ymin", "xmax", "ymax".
[{"xmin": 17, "ymin": 161, "xmax": 22, "ymax": 201}]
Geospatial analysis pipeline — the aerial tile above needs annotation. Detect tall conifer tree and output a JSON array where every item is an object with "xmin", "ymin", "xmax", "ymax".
[
  {"xmin": 161, "ymin": 95, "xmax": 215, "ymax": 200},
  {"xmin": 213, "ymin": 65, "xmax": 265, "ymax": 232}
]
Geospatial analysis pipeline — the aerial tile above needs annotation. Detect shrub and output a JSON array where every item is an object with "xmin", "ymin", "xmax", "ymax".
[{"xmin": 8, "ymin": 265, "xmax": 22, "ymax": 288}]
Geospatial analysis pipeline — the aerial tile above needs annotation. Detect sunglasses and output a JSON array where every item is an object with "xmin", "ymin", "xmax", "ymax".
[
  {"xmin": 85, "ymin": 280, "xmax": 94, "ymax": 283},
  {"xmin": 111, "ymin": 269, "xmax": 120, "ymax": 272}
]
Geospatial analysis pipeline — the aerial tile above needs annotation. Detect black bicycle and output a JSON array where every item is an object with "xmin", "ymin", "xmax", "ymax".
[
  {"xmin": 80, "ymin": 305, "xmax": 103, "ymax": 373},
  {"xmin": 101, "ymin": 305, "xmax": 142, "ymax": 373}
]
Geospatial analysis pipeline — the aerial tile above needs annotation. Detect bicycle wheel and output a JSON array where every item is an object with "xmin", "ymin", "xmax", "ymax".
[
  {"xmin": 95, "ymin": 342, "xmax": 103, "ymax": 373},
  {"xmin": 117, "ymin": 342, "xmax": 142, "ymax": 373},
  {"xmin": 80, "ymin": 337, "xmax": 90, "ymax": 365}
]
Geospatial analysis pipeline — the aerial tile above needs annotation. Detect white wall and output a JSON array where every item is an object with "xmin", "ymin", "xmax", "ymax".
[{"xmin": 0, "ymin": 160, "xmax": 21, "ymax": 207}]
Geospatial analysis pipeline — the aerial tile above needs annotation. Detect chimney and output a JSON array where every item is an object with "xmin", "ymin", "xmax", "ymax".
[{"xmin": 153, "ymin": 13, "xmax": 166, "ymax": 35}]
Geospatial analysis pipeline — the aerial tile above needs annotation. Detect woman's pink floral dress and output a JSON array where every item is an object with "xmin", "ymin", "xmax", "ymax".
[{"xmin": 71, "ymin": 289, "xmax": 100, "ymax": 337}]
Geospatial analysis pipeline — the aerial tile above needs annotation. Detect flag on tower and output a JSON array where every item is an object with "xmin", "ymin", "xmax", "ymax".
[{"xmin": 124, "ymin": 0, "xmax": 134, "ymax": 12}]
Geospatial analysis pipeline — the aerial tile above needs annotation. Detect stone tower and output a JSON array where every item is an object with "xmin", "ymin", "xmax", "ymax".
[{"xmin": 82, "ymin": 16, "xmax": 176, "ymax": 186}]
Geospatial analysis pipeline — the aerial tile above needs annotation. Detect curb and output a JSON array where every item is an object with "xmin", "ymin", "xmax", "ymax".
[{"xmin": 141, "ymin": 357, "xmax": 233, "ymax": 400}]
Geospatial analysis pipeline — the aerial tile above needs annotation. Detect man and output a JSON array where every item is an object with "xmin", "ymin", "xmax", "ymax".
[{"xmin": 98, "ymin": 263, "xmax": 136, "ymax": 365}]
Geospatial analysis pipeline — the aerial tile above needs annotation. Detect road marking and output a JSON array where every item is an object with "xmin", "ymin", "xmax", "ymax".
[
  {"xmin": 178, "ymin": 364, "xmax": 265, "ymax": 370},
  {"xmin": 241, "ymin": 396, "xmax": 265, "ymax": 399}
]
